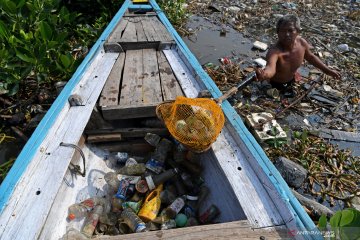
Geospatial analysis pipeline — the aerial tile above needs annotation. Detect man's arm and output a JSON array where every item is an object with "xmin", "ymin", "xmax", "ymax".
[
  {"xmin": 303, "ymin": 38, "xmax": 341, "ymax": 79},
  {"xmin": 256, "ymin": 49, "xmax": 278, "ymax": 81}
]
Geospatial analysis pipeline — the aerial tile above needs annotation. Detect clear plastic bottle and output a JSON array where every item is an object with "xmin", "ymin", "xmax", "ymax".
[
  {"xmin": 67, "ymin": 197, "xmax": 110, "ymax": 221},
  {"xmin": 81, "ymin": 205, "xmax": 104, "ymax": 237},
  {"xmin": 161, "ymin": 219, "xmax": 177, "ymax": 230},
  {"xmin": 121, "ymin": 208, "xmax": 147, "ymax": 233},
  {"xmin": 104, "ymin": 172, "xmax": 120, "ymax": 193}
]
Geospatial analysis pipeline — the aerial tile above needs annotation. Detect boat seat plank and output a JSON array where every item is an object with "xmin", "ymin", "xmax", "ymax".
[
  {"xmin": 0, "ymin": 52, "xmax": 119, "ymax": 240},
  {"xmin": 134, "ymin": 17, "xmax": 147, "ymax": 42},
  {"xmin": 142, "ymin": 49, "xmax": 162, "ymax": 103},
  {"xmin": 99, "ymin": 53, "xmax": 126, "ymax": 107},
  {"xmin": 102, "ymin": 102, "xmax": 160, "ymax": 120},
  {"xmin": 119, "ymin": 50, "xmax": 143, "ymax": 106},
  {"xmin": 85, "ymin": 127, "xmax": 168, "ymax": 139},
  {"xmin": 107, "ymin": 18, "xmax": 128, "ymax": 43},
  {"xmin": 95, "ymin": 220, "xmax": 287, "ymax": 240},
  {"xmin": 157, "ymin": 51, "xmax": 184, "ymax": 100}
]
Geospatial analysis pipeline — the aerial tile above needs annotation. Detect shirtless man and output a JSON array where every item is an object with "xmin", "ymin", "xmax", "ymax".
[{"xmin": 256, "ymin": 14, "xmax": 341, "ymax": 97}]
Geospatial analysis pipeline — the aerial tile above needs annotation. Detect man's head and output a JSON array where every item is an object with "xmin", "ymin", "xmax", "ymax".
[
  {"xmin": 276, "ymin": 15, "xmax": 300, "ymax": 33},
  {"xmin": 276, "ymin": 15, "xmax": 300, "ymax": 46}
]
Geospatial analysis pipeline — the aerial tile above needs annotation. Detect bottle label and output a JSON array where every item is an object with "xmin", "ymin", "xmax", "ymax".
[
  {"xmin": 117, "ymin": 174, "xmax": 141, "ymax": 185},
  {"xmin": 116, "ymin": 179, "xmax": 130, "ymax": 200},
  {"xmin": 169, "ymin": 198, "xmax": 185, "ymax": 214},
  {"xmin": 145, "ymin": 158, "xmax": 164, "ymax": 174}
]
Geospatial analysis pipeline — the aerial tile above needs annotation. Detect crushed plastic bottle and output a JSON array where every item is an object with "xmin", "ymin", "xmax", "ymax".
[
  {"xmin": 117, "ymin": 163, "xmax": 146, "ymax": 175},
  {"xmin": 67, "ymin": 197, "xmax": 109, "ymax": 221},
  {"xmin": 121, "ymin": 208, "xmax": 147, "ymax": 233},
  {"xmin": 145, "ymin": 168, "xmax": 178, "ymax": 190},
  {"xmin": 81, "ymin": 205, "xmax": 104, "ymax": 237}
]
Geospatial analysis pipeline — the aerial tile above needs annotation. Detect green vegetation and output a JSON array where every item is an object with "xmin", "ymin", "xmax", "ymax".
[
  {"xmin": 0, "ymin": 0, "xmax": 123, "ymax": 96},
  {"xmin": 318, "ymin": 208, "xmax": 360, "ymax": 240},
  {"xmin": 157, "ymin": 0, "xmax": 188, "ymax": 27}
]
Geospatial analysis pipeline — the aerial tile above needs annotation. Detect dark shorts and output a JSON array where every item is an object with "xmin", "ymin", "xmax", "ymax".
[
  {"xmin": 270, "ymin": 78, "xmax": 295, "ymax": 97},
  {"xmin": 270, "ymin": 78, "xmax": 295, "ymax": 92}
]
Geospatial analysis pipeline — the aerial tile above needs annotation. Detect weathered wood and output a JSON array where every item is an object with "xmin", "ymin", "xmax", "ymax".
[
  {"xmin": 134, "ymin": 17, "xmax": 147, "ymax": 42},
  {"xmin": 95, "ymin": 221, "xmax": 287, "ymax": 240},
  {"xmin": 86, "ymin": 133, "xmax": 122, "ymax": 143},
  {"xmin": 157, "ymin": 51, "xmax": 183, "ymax": 100},
  {"xmin": 85, "ymin": 127, "xmax": 168, "ymax": 138},
  {"xmin": 124, "ymin": 12, "xmax": 157, "ymax": 17},
  {"xmin": 141, "ymin": 17, "xmax": 158, "ymax": 41},
  {"xmin": 120, "ymin": 50, "xmax": 143, "ymax": 106},
  {"xmin": 120, "ymin": 18, "xmax": 137, "ymax": 42},
  {"xmin": 119, "ymin": 42, "xmax": 160, "ymax": 51},
  {"xmin": 103, "ymin": 42, "xmax": 124, "ymax": 53},
  {"xmin": 99, "ymin": 53, "xmax": 126, "ymax": 106},
  {"xmin": 150, "ymin": 16, "xmax": 173, "ymax": 41},
  {"xmin": 85, "ymin": 106, "xmax": 112, "ymax": 130},
  {"xmin": 107, "ymin": 19, "xmax": 128, "ymax": 43},
  {"xmin": 102, "ymin": 102, "xmax": 160, "ymax": 120},
  {"xmin": 95, "ymin": 140, "xmax": 154, "ymax": 153},
  {"xmin": 142, "ymin": 49, "xmax": 162, "ymax": 104},
  {"xmin": 315, "ymin": 128, "xmax": 360, "ymax": 142}
]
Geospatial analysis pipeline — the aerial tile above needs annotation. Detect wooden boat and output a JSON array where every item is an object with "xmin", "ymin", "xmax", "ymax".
[{"xmin": 0, "ymin": 1, "xmax": 320, "ymax": 239}]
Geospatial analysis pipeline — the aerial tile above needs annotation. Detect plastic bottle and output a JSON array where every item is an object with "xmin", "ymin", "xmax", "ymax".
[
  {"xmin": 173, "ymin": 175, "xmax": 187, "ymax": 196},
  {"xmin": 196, "ymin": 185, "xmax": 209, "ymax": 211},
  {"xmin": 180, "ymin": 171, "xmax": 194, "ymax": 189},
  {"xmin": 161, "ymin": 219, "xmax": 177, "ymax": 230},
  {"xmin": 145, "ymin": 168, "xmax": 178, "ymax": 191},
  {"xmin": 67, "ymin": 197, "xmax": 109, "ymax": 221},
  {"xmin": 160, "ymin": 189, "xmax": 177, "ymax": 205},
  {"xmin": 167, "ymin": 196, "xmax": 186, "ymax": 215},
  {"xmin": 122, "ymin": 200, "xmax": 143, "ymax": 214},
  {"xmin": 81, "ymin": 205, "xmax": 104, "ymax": 237},
  {"xmin": 115, "ymin": 179, "xmax": 135, "ymax": 200},
  {"xmin": 121, "ymin": 208, "xmax": 147, "ymax": 233},
  {"xmin": 199, "ymin": 204, "xmax": 220, "ymax": 224},
  {"xmin": 146, "ymin": 138, "xmax": 173, "ymax": 173},
  {"xmin": 104, "ymin": 172, "xmax": 120, "ymax": 193},
  {"xmin": 138, "ymin": 184, "xmax": 163, "ymax": 222},
  {"xmin": 144, "ymin": 133, "xmax": 161, "ymax": 146},
  {"xmin": 117, "ymin": 163, "xmax": 146, "ymax": 175}
]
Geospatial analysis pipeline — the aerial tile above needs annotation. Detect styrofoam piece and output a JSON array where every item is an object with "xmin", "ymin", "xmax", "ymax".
[
  {"xmin": 245, "ymin": 112, "xmax": 287, "ymax": 142},
  {"xmin": 253, "ymin": 58, "xmax": 267, "ymax": 68},
  {"xmin": 253, "ymin": 41, "xmax": 268, "ymax": 51}
]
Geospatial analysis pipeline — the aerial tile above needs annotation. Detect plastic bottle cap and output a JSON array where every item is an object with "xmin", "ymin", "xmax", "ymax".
[
  {"xmin": 186, "ymin": 195, "xmax": 198, "ymax": 201},
  {"xmin": 68, "ymin": 214, "xmax": 75, "ymax": 221}
]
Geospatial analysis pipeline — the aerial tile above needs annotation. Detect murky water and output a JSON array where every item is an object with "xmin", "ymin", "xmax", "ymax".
[{"xmin": 182, "ymin": 16, "xmax": 258, "ymax": 66}]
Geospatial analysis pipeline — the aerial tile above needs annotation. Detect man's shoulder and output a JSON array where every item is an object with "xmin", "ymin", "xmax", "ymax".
[{"xmin": 297, "ymin": 36, "xmax": 309, "ymax": 47}]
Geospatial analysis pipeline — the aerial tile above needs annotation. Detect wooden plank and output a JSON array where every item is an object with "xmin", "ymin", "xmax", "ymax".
[
  {"xmin": 120, "ymin": 18, "xmax": 137, "ymax": 42},
  {"xmin": 0, "ymin": 52, "xmax": 119, "ymax": 240},
  {"xmin": 96, "ymin": 221, "xmax": 287, "ymax": 240},
  {"xmin": 85, "ymin": 127, "xmax": 168, "ymax": 138},
  {"xmin": 86, "ymin": 133, "xmax": 122, "ymax": 143},
  {"xmin": 134, "ymin": 17, "xmax": 147, "ymax": 42},
  {"xmin": 107, "ymin": 18, "xmax": 128, "ymax": 43},
  {"xmin": 99, "ymin": 53, "xmax": 126, "ymax": 106},
  {"xmin": 120, "ymin": 50, "xmax": 143, "ymax": 106},
  {"xmin": 150, "ymin": 16, "xmax": 173, "ymax": 41},
  {"xmin": 157, "ymin": 51, "xmax": 183, "ymax": 100},
  {"xmin": 141, "ymin": 17, "xmax": 158, "ymax": 41},
  {"xmin": 102, "ymin": 102, "xmax": 159, "ymax": 120},
  {"xmin": 119, "ymin": 42, "xmax": 159, "ymax": 51},
  {"xmin": 142, "ymin": 49, "xmax": 162, "ymax": 104},
  {"xmin": 95, "ymin": 139, "xmax": 154, "ymax": 153}
]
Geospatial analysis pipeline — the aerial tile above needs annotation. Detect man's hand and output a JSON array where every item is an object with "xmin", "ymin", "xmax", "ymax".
[
  {"xmin": 255, "ymin": 68, "xmax": 265, "ymax": 81},
  {"xmin": 326, "ymin": 68, "xmax": 341, "ymax": 79}
]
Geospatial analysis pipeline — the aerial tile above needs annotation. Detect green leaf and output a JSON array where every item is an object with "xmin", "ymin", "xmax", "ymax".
[
  {"xmin": 339, "ymin": 209, "xmax": 354, "ymax": 227},
  {"xmin": 330, "ymin": 211, "xmax": 342, "ymax": 229},
  {"xmin": 15, "ymin": 48, "xmax": 36, "ymax": 63},
  {"xmin": 39, "ymin": 21, "xmax": 53, "ymax": 40},
  {"xmin": 4, "ymin": 0, "xmax": 17, "ymax": 14},
  {"xmin": 60, "ymin": 54, "xmax": 72, "ymax": 68},
  {"xmin": 7, "ymin": 83, "xmax": 19, "ymax": 96},
  {"xmin": 16, "ymin": 0, "xmax": 26, "ymax": 8},
  {"xmin": 0, "ymin": 20, "xmax": 9, "ymax": 39},
  {"xmin": 318, "ymin": 215, "xmax": 327, "ymax": 231}
]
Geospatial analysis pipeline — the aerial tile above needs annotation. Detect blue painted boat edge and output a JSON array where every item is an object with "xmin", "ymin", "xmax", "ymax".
[
  {"xmin": 0, "ymin": 0, "xmax": 131, "ymax": 213},
  {"xmin": 150, "ymin": 0, "xmax": 321, "ymax": 238}
]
